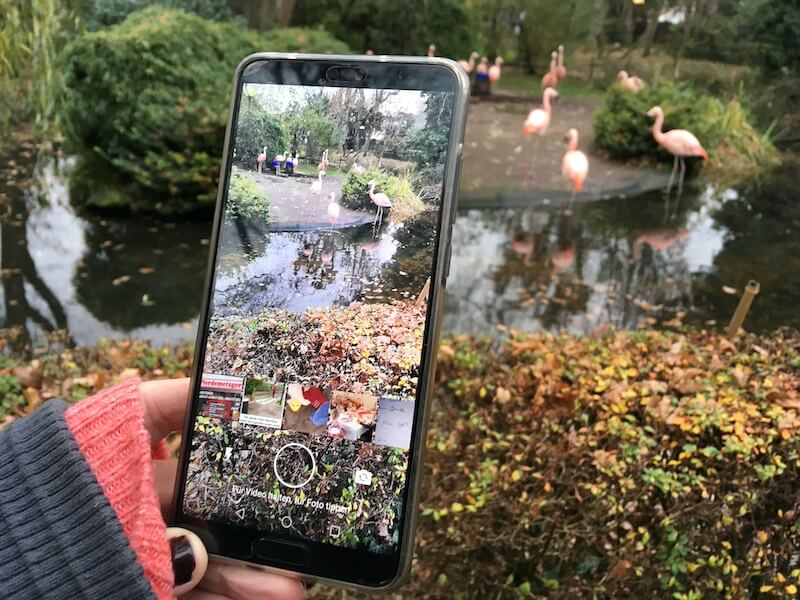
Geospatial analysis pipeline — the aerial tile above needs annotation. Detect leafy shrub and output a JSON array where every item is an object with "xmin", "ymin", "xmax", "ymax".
[
  {"xmin": 60, "ymin": 7, "xmax": 264, "ymax": 212},
  {"xmin": 594, "ymin": 81, "xmax": 778, "ymax": 184},
  {"xmin": 233, "ymin": 109, "xmax": 287, "ymax": 171},
  {"xmin": 261, "ymin": 27, "xmax": 350, "ymax": 54},
  {"xmin": 0, "ymin": 374, "xmax": 25, "ymax": 420},
  {"xmin": 395, "ymin": 329, "xmax": 800, "ymax": 599},
  {"xmin": 225, "ymin": 171, "xmax": 269, "ymax": 223},
  {"xmin": 81, "ymin": 0, "xmax": 236, "ymax": 31},
  {"xmin": 399, "ymin": 126, "xmax": 449, "ymax": 171}
]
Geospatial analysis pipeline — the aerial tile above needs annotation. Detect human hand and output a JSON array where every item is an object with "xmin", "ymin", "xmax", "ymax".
[{"xmin": 141, "ymin": 378, "xmax": 305, "ymax": 600}]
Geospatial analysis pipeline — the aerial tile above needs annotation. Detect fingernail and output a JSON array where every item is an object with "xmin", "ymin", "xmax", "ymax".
[{"xmin": 170, "ymin": 535, "xmax": 196, "ymax": 586}]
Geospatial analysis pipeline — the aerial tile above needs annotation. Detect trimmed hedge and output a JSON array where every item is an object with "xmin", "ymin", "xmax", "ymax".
[
  {"xmin": 60, "ymin": 7, "xmax": 349, "ymax": 214},
  {"xmin": 225, "ymin": 171, "xmax": 269, "ymax": 223}
]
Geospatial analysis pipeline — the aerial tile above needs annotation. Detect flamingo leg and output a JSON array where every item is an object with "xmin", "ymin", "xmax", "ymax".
[
  {"xmin": 677, "ymin": 157, "xmax": 686, "ymax": 197},
  {"xmin": 666, "ymin": 155, "xmax": 679, "ymax": 196}
]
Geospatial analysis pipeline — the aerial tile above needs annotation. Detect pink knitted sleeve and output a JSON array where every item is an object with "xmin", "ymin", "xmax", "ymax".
[{"xmin": 65, "ymin": 378, "xmax": 174, "ymax": 600}]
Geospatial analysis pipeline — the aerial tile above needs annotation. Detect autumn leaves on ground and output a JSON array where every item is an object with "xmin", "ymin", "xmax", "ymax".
[{"xmin": 3, "ymin": 325, "xmax": 800, "ymax": 597}]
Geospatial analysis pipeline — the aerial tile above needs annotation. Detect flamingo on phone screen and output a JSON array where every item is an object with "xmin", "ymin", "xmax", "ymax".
[
  {"xmin": 562, "ymin": 128, "xmax": 589, "ymax": 207},
  {"xmin": 367, "ymin": 180, "xmax": 392, "ymax": 229},
  {"xmin": 523, "ymin": 88, "xmax": 558, "ymax": 136}
]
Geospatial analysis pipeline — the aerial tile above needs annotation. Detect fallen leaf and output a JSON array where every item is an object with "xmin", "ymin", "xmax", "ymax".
[
  {"xmin": 118, "ymin": 368, "xmax": 140, "ymax": 381},
  {"xmin": 112, "ymin": 275, "xmax": 131, "ymax": 286},
  {"xmin": 722, "ymin": 286, "xmax": 737, "ymax": 295}
]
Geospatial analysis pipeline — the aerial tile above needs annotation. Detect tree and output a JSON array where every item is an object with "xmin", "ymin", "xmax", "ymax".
[
  {"xmin": 286, "ymin": 92, "xmax": 342, "ymax": 161},
  {"xmin": 291, "ymin": 0, "xmax": 476, "ymax": 57},
  {"xmin": 738, "ymin": 0, "xmax": 800, "ymax": 76}
]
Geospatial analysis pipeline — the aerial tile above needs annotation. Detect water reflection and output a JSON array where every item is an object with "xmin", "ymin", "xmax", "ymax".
[
  {"xmin": 213, "ymin": 211, "xmax": 435, "ymax": 316},
  {"xmin": 0, "ymin": 151, "xmax": 796, "ymax": 346},
  {"xmin": 0, "ymin": 154, "xmax": 209, "ymax": 347},
  {"xmin": 443, "ymin": 176, "xmax": 795, "ymax": 335}
]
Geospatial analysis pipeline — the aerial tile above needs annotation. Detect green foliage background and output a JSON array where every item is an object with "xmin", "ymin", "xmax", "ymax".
[
  {"xmin": 79, "ymin": 0, "xmax": 236, "ymax": 30},
  {"xmin": 340, "ymin": 169, "xmax": 398, "ymax": 212},
  {"xmin": 233, "ymin": 109, "xmax": 287, "ymax": 171},
  {"xmin": 291, "ymin": 0, "xmax": 475, "ymax": 57}
]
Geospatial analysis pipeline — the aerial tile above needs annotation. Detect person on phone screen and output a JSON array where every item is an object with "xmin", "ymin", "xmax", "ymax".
[{"xmin": 0, "ymin": 377, "xmax": 304, "ymax": 600}]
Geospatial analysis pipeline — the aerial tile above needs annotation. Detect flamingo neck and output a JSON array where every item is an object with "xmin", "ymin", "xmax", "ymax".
[
  {"xmin": 567, "ymin": 136, "xmax": 578, "ymax": 152},
  {"xmin": 543, "ymin": 94, "xmax": 552, "ymax": 113},
  {"xmin": 651, "ymin": 112, "xmax": 664, "ymax": 143},
  {"xmin": 558, "ymin": 48, "xmax": 564, "ymax": 67}
]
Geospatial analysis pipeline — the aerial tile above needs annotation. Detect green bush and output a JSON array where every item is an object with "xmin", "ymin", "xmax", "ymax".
[
  {"xmin": 59, "ymin": 8, "xmax": 350, "ymax": 214},
  {"xmin": 0, "ymin": 374, "xmax": 25, "ymax": 420},
  {"xmin": 81, "ymin": 0, "xmax": 236, "ymax": 31},
  {"xmin": 261, "ymin": 27, "xmax": 350, "ymax": 54},
  {"xmin": 225, "ymin": 171, "xmax": 269, "ymax": 223},
  {"xmin": 233, "ymin": 109, "xmax": 287, "ymax": 171},
  {"xmin": 60, "ymin": 7, "xmax": 265, "ymax": 212},
  {"xmin": 594, "ymin": 81, "xmax": 778, "ymax": 184}
]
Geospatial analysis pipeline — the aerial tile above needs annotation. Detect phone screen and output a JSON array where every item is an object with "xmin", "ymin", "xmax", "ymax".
[{"xmin": 176, "ymin": 59, "xmax": 458, "ymax": 572}]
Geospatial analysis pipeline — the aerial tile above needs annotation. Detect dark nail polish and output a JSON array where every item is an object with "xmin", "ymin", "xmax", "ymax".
[{"xmin": 170, "ymin": 535, "xmax": 196, "ymax": 586}]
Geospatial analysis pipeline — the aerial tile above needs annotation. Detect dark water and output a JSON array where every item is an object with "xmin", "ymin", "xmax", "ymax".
[{"xmin": 1, "ymin": 152, "xmax": 798, "ymax": 348}]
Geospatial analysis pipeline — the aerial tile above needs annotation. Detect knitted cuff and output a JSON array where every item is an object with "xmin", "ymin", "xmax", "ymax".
[{"xmin": 65, "ymin": 378, "xmax": 173, "ymax": 600}]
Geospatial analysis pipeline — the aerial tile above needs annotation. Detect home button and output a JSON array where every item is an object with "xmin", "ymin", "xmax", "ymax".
[{"xmin": 252, "ymin": 538, "xmax": 310, "ymax": 567}]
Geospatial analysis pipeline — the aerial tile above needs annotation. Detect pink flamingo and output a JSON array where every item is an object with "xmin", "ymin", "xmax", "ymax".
[
  {"xmin": 618, "ymin": 70, "xmax": 645, "ymax": 93},
  {"xmin": 631, "ymin": 229, "xmax": 688, "ymax": 261},
  {"xmin": 327, "ymin": 192, "xmax": 340, "ymax": 228},
  {"xmin": 647, "ymin": 106, "xmax": 708, "ymax": 195},
  {"xmin": 310, "ymin": 171, "xmax": 324, "ymax": 196},
  {"xmin": 317, "ymin": 149, "xmax": 329, "ymax": 176},
  {"xmin": 367, "ymin": 180, "xmax": 392, "ymax": 229},
  {"xmin": 489, "ymin": 56, "xmax": 504, "ymax": 82},
  {"xmin": 555, "ymin": 45, "xmax": 566, "ymax": 82},
  {"xmin": 541, "ymin": 51, "xmax": 558, "ymax": 91},
  {"xmin": 256, "ymin": 146, "xmax": 267, "ymax": 173},
  {"xmin": 458, "ymin": 51, "xmax": 480, "ymax": 73},
  {"xmin": 562, "ymin": 128, "xmax": 589, "ymax": 207},
  {"xmin": 523, "ymin": 88, "xmax": 558, "ymax": 136},
  {"xmin": 427, "ymin": 44, "xmax": 436, "ymax": 57}
]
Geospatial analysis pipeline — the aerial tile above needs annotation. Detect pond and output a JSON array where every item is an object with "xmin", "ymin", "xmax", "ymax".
[{"xmin": 1, "ymin": 144, "xmax": 798, "ymax": 348}]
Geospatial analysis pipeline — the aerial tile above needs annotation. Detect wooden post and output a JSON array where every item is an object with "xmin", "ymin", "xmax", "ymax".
[
  {"xmin": 725, "ymin": 280, "xmax": 760, "ymax": 338},
  {"xmin": 415, "ymin": 277, "xmax": 431, "ymax": 307}
]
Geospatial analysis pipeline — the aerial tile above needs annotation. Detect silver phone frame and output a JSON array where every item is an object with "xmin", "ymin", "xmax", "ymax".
[{"xmin": 171, "ymin": 52, "xmax": 469, "ymax": 592}]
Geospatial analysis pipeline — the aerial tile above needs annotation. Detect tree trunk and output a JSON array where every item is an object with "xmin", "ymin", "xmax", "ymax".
[
  {"xmin": 641, "ymin": 0, "xmax": 665, "ymax": 57},
  {"xmin": 621, "ymin": 0, "xmax": 634, "ymax": 46},
  {"xmin": 586, "ymin": 0, "xmax": 608, "ymax": 59},
  {"xmin": 229, "ymin": 0, "xmax": 296, "ymax": 30}
]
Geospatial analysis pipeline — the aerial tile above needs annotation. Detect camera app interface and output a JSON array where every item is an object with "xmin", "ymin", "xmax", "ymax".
[{"xmin": 181, "ymin": 80, "xmax": 453, "ymax": 554}]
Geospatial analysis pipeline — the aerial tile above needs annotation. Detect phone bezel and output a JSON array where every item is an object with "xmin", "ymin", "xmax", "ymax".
[{"xmin": 171, "ymin": 53, "xmax": 469, "ymax": 591}]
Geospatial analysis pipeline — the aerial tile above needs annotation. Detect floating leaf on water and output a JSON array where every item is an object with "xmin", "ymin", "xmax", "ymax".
[
  {"xmin": 138, "ymin": 267, "xmax": 155, "ymax": 274},
  {"xmin": 722, "ymin": 286, "xmax": 737, "ymax": 295},
  {"xmin": 112, "ymin": 275, "xmax": 131, "ymax": 286}
]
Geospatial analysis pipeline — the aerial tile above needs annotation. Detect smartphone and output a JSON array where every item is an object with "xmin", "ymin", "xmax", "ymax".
[{"xmin": 172, "ymin": 53, "xmax": 468, "ymax": 590}]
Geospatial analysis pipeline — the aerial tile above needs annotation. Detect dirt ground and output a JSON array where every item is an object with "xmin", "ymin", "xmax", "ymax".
[
  {"xmin": 244, "ymin": 171, "xmax": 374, "ymax": 230},
  {"xmin": 461, "ymin": 97, "xmax": 661, "ymax": 197}
]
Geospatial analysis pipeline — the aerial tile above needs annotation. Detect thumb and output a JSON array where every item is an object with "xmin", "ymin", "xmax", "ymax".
[{"xmin": 167, "ymin": 527, "xmax": 209, "ymax": 596}]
